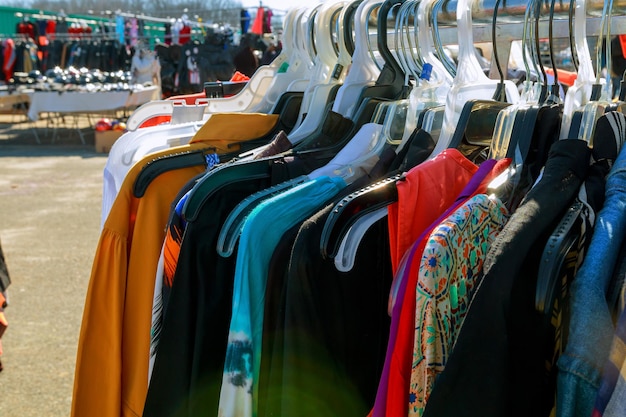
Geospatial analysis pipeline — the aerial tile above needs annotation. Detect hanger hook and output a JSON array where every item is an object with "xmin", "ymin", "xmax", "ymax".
[
  {"xmin": 432, "ymin": 0, "xmax": 457, "ymax": 78},
  {"xmin": 405, "ymin": 0, "xmax": 424, "ymax": 75},
  {"xmin": 521, "ymin": 0, "xmax": 534, "ymax": 85},
  {"xmin": 533, "ymin": 0, "xmax": 549, "ymax": 102},
  {"xmin": 547, "ymin": 0, "xmax": 561, "ymax": 101},
  {"xmin": 568, "ymin": 0, "xmax": 579, "ymax": 72},
  {"xmin": 491, "ymin": 0, "xmax": 506, "ymax": 101}
]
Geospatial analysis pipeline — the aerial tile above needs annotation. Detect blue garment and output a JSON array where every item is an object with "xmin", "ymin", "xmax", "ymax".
[
  {"xmin": 594, "ymin": 306, "xmax": 626, "ymax": 416},
  {"xmin": 557, "ymin": 144, "xmax": 626, "ymax": 417},
  {"xmin": 219, "ymin": 176, "xmax": 346, "ymax": 417},
  {"xmin": 116, "ymin": 16, "xmax": 125, "ymax": 44}
]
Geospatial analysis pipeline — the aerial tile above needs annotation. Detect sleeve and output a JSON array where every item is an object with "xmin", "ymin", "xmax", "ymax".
[{"xmin": 71, "ymin": 230, "xmax": 128, "ymax": 417}]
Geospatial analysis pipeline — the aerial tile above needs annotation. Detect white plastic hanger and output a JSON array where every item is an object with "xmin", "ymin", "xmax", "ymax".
[
  {"xmin": 284, "ymin": 0, "xmax": 350, "ymax": 144},
  {"xmin": 245, "ymin": 7, "xmax": 318, "ymax": 112},
  {"xmin": 398, "ymin": 0, "xmax": 452, "ymax": 147},
  {"xmin": 559, "ymin": 0, "xmax": 595, "ymax": 138},
  {"xmin": 577, "ymin": 0, "xmax": 614, "ymax": 145},
  {"xmin": 488, "ymin": 0, "xmax": 541, "ymax": 160},
  {"xmin": 394, "ymin": 1, "xmax": 421, "ymax": 83},
  {"xmin": 331, "ymin": 0, "xmax": 385, "ymax": 118},
  {"xmin": 124, "ymin": 7, "xmax": 311, "ymax": 131},
  {"xmin": 101, "ymin": 118, "xmax": 206, "ymax": 224},
  {"xmin": 429, "ymin": 0, "xmax": 520, "ymax": 158}
]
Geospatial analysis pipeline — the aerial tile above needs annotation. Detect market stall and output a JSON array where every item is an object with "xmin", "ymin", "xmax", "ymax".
[{"xmin": 26, "ymin": 85, "xmax": 160, "ymax": 122}]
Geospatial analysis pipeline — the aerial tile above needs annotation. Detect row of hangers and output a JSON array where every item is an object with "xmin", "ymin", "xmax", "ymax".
[
  {"xmin": 310, "ymin": 0, "xmax": 626, "ymax": 326},
  {"xmin": 116, "ymin": 0, "xmax": 626, "ymax": 245},
  {"xmin": 97, "ymin": 2, "xmax": 626, "ymax": 417}
]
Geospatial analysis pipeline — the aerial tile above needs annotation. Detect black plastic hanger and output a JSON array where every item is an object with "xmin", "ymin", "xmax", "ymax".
[
  {"xmin": 341, "ymin": 0, "xmax": 362, "ymax": 57},
  {"xmin": 534, "ymin": 199, "xmax": 585, "ymax": 330},
  {"xmin": 320, "ymin": 173, "xmax": 402, "ymax": 259},
  {"xmin": 191, "ymin": 1, "xmax": 411, "ymax": 246},
  {"xmin": 318, "ymin": 126, "xmax": 435, "ymax": 260},
  {"xmin": 293, "ymin": 0, "xmax": 409, "ymax": 154},
  {"xmin": 445, "ymin": 0, "xmax": 514, "ymax": 162},
  {"xmin": 534, "ymin": 0, "xmax": 621, "ymax": 319},
  {"xmin": 486, "ymin": 0, "xmax": 564, "ymax": 213},
  {"xmin": 350, "ymin": 0, "xmax": 409, "ymax": 102}
]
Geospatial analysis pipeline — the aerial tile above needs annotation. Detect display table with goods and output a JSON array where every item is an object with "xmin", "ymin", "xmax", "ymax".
[
  {"xmin": 26, "ymin": 86, "xmax": 159, "ymax": 120},
  {"xmin": 5, "ymin": 67, "xmax": 160, "ymax": 143}
]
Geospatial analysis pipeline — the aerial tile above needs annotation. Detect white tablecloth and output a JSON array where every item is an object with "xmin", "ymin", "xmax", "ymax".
[{"xmin": 26, "ymin": 86, "xmax": 160, "ymax": 121}]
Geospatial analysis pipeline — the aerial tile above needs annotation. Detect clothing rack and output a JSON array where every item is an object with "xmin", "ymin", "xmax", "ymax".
[
  {"xmin": 438, "ymin": 14, "xmax": 626, "ymax": 78},
  {"xmin": 372, "ymin": 1, "xmax": 626, "ymax": 80},
  {"xmin": 113, "ymin": 10, "xmax": 215, "ymax": 29},
  {"xmin": 15, "ymin": 11, "xmax": 100, "ymax": 26}
]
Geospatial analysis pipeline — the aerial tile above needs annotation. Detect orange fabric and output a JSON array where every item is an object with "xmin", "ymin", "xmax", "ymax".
[
  {"xmin": 545, "ymin": 68, "xmax": 577, "ymax": 87},
  {"xmin": 384, "ymin": 158, "xmax": 512, "ymax": 417},
  {"xmin": 72, "ymin": 144, "xmax": 212, "ymax": 417},
  {"xmin": 251, "ymin": 7, "xmax": 264, "ymax": 35},
  {"xmin": 139, "ymin": 115, "xmax": 172, "ymax": 128},
  {"xmin": 620, "ymin": 35, "xmax": 626, "ymax": 59},
  {"xmin": 230, "ymin": 71, "xmax": 250, "ymax": 82},
  {"xmin": 167, "ymin": 91, "xmax": 207, "ymax": 105},
  {"xmin": 387, "ymin": 150, "xmax": 478, "ymax": 274},
  {"xmin": 189, "ymin": 113, "xmax": 279, "ymax": 151}
]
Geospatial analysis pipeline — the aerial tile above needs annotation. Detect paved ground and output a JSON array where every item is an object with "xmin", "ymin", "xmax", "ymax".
[{"xmin": 0, "ymin": 113, "xmax": 110, "ymax": 416}]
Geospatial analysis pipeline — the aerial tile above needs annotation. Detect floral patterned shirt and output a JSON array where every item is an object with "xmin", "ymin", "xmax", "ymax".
[{"xmin": 409, "ymin": 194, "xmax": 509, "ymax": 416}]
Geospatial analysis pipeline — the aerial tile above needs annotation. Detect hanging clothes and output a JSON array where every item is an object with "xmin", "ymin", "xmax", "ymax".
[
  {"xmin": 420, "ymin": 134, "xmax": 617, "ymax": 416},
  {"xmin": 218, "ymin": 175, "xmax": 346, "ymax": 417},
  {"xmin": 73, "ymin": 3, "xmax": 626, "ymax": 417},
  {"xmin": 2, "ymin": 39, "xmax": 15, "ymax": 81},
  {"xmin": 72, "ymin": 146, "xmax": 216, "ymax": 417},
  {"xmin": 374, "ymin": 157, "xmax": 511, "ymax": 417},
  {"xmin": 557, "ymin": 112, "xmax": 626, "ymax": 417},
  {"xmin": 0, "ymin": 237, "xmax": 11, "ymax": 373},
  {"xmin": 241, "ymin": 9, "xmax": 251, "ymax": 34},
  {"xmin": 251, "ymin": 8, "xmax": 264, "ymax": 36},
  {"xmin": 72, "ymin": 111, "xmax": 287, "ymax": 417},
  {"xmin": 594, "ymin": 305, "xmax": 626, "ymax": 416},
  {"xmin": 143, "ymin": 130, "xmax": 354, "ymax": 417}
]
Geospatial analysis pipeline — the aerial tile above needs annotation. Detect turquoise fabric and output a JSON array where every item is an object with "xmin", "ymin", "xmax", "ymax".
[{"xmin": 219, "ymin": 175, "xmax": 346, "ymax": 417}]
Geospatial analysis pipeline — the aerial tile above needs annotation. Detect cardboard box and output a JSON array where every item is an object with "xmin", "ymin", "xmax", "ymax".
[{"xmin": 95, "ymin": 130, "xmax": 124, "ymax": 153}]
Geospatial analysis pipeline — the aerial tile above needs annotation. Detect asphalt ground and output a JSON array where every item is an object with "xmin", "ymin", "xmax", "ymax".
[{"xmin": 0, "ymin": 112, "xmax": 110, "ymax": 416}]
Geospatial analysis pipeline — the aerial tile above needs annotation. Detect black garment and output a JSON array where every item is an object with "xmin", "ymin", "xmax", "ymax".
[
  {"xmin": 260, "ymin": 47, "xmax": 279, "ymax": 66},
  {"xmin": 496, "ymin": 104, "xmax": 561, "ymax": 213},
  {"xmin": 144, "ymin": 153, "xmax": 334, "ymax": 417},
  {"xmin": 611, "ymin": 36, "xmax": 626, "ymax": 80},
  {"xmin": 259, "ymin": 131, "xmax": 435, "ymax": 417},
  {"xmin": 0, "ymin": 238, "xmax": 10, "ymax": 296},
  {"xmin": 423, "ymin": 139, "xmax": 592, "ymax": 417},
  {"xmin": 164, "ymin": 23, "xmax": 172, "ymax": 45},
  {"xmin": 277, "ymin": 203, "xmax": 392, "ymax": 417},
  {"xmin": 233, "ymin": 47, "xmax": 258, "ymax": 78},
  {"xmin": 200, "ymin": 42, "xmax": 235, "ymax": 82},
  {"xmin": 177, "ymin": 40, "xmax": 235, "ymax": 93}
]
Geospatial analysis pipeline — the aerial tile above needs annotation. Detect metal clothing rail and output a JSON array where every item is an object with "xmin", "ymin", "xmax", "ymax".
[
  {"xmin": 436, "ymin": 14, "xmax": 626, "ymax": 78},
  {"xmin": 436, "ymin": 15, "xmax": 626, "ymax": 45},
  {"xmin": 436, "ymin": 0, "xmax": 626, "ymax": 24}
]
